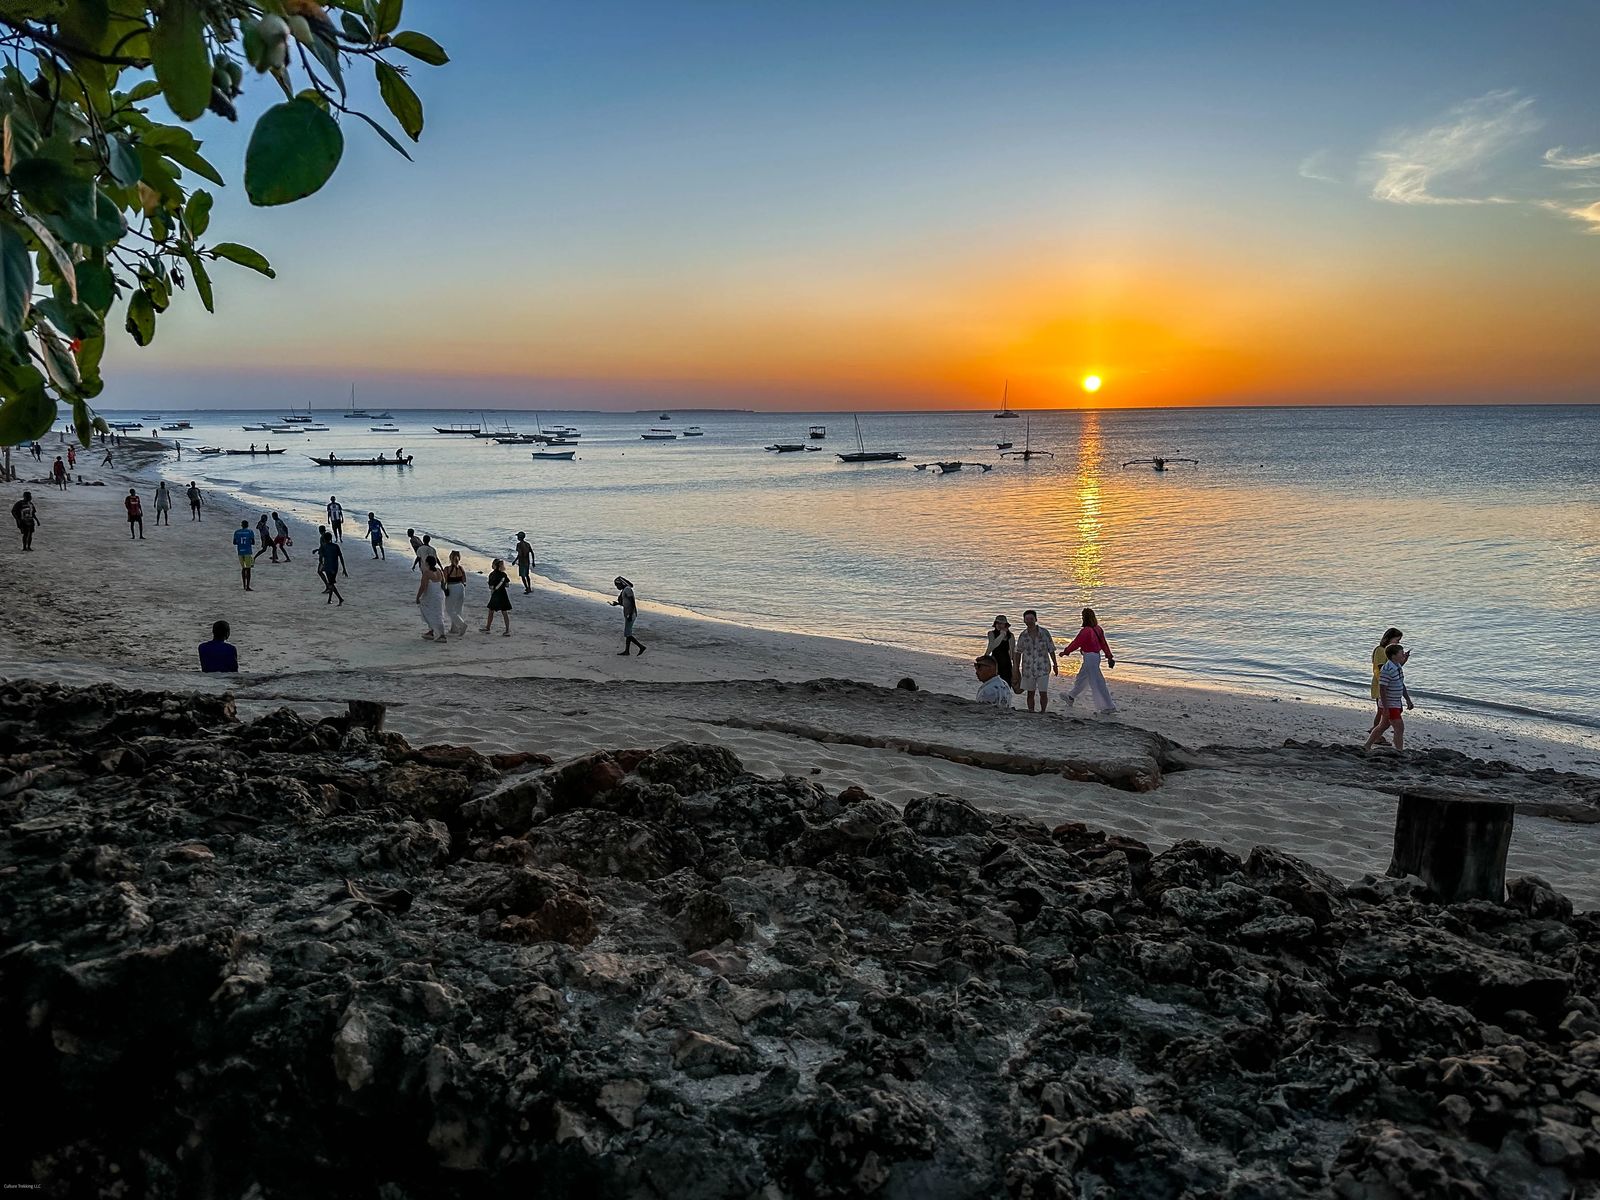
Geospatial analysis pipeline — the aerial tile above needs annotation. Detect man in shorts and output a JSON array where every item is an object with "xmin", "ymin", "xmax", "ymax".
[
  {"xmin": 327, "ymin": 496, "xmax": 344, "ymax": 542},
  {"xmin": 408, "ymin": 528, "xmax": 424, "ymax": 570},
  {"xmin": 271, "ymin": 512, "xmax": 291, "ymax": 562},
  {"xmin": 1363, "ymin": 644, "xmax": 1414, "ymax": 752},
  {"xmin": 367, "ymin": 512, "xmax": 387, "ymax": 558},
  {"xmin": 233, "ymin": 520, "xmax": 257, "ymax": 591},
  {"xmin": 515, "ymin": 532, "xmax": 535, "ymax": 593},
  {"xmin": 1015, "ymin": 609, "xmax": 1060, "ymax": 713},
  {"xmin": 124, "ymin": 489, "xmax": 145, "ymax": 539}
]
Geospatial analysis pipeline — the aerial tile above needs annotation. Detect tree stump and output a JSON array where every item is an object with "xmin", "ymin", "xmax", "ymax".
[
  {"xmin": 1387, "ymin": 788, "xmax": 1514, "ymax": 903},
  {"xmin": 347, "ymin": 700, "xmax": 387, "ymax": 733}
]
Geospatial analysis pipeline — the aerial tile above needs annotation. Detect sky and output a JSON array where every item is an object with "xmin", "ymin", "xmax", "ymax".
[{"xmin": 107, "ymin": 1, "xmax": 1600, "ymax": 411}]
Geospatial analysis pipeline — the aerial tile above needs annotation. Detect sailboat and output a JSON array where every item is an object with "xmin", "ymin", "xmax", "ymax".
[
  {"xmin": 999, "ymin": 418, "xmax": 1053, "ymax": 461},
  {"xmin": 343, "ymin": 384, "xmax": 370, "ymax": 419},
  {"xmin": 993, "ymin": 380, "xmax": 1020, "ymax": 419},
  {"xmin": 836, "ymin": 415, "xmax": 905, "ymax": 463}
]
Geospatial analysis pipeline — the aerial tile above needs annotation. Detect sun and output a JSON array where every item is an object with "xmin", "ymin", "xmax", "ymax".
[{"xmin": 1081, "ymin": 374, "xmax": 1103, "ymax": 394}]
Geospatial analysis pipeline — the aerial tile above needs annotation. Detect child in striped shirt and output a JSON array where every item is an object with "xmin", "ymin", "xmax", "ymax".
[{"xmin": 1363, "ymin": 644, "xmax": 1413, "ymax": 751}]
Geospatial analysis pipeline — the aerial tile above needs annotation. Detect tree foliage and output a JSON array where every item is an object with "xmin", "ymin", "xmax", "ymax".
[{"xmin": 0, "ymin": 0, "xmax": 448, "ymax": 446}]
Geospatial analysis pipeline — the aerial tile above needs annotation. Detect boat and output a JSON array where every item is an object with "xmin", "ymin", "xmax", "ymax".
[
  {"xmin": 682, "ymin": 426, "xmax": 705, "ymax": 436},
  {"xmin": 641, "ymin": 429, "xmax": 677, "ymax": 440},
  {"xmin": 658, "ymin": 412, "xmax": 671, "ymax": 420},
  {"xmin": 914, "ymin": 460, "xmax": 992, "ymax": 473},
  {"xmin": 530, "ymin": 450, "xmax": 577, "ymax": 461},
  {"xmin": 240, "ymin": 424, "xmax": 272, "ymax": 431},
  {"xmin": 279, "ymin": 405, "xmax": 312, "ymax": 423},
  {"xmin": 223, "ymin": 447, "xmax": 286, "ymax": 456},
  {"xmin": 159, "ymin": 423, "xmax": 188, "ymax": 431},
  {"xmin": 308, "ymin": 454, "xmax": 413, "ymax": 466},
  {"xmin": 836, "ymin": 415, "xmax": 905, "ymax": 463},
  {"xmin": 108, "ymin": 421, "xmax": 143, "ymax": 430},
  {"xmin": 197, "ymin": 446, "xmax": 222, "ymax": 454},
  {"xmin": 434, "ymin": 422, "xmax": 482, "ymax": 435},
  {"xmin": 994, "ymin": 380, "xmax": 1020, "ymax": 418},
  {"xmin": 765, "ymin": 443, "xmax": 808, "ymax": 453},
  {"xmin": 141, "ymin": 414, "xmax": 162, "ymax": 421},
  {"xmin": 494, "ymin": 434, "xmax": 538, "ymax": 445},
  {"xmin": 1122, "ymin": 456, "xmax": 1198, "ymax": 472},
  {"xmin": 342, "ymin": 385, "xmax": 373, "ymax": 418},
  {"xmin": 996, "ymin": 441, "xmax": 1013, "ymax": 450},
  {"xmin": 371, "ymin": 424, "xmax": 400, "ymax": 433},
  {"xmin": 809, "ymin": 425, "xmax": 827, "ymax": 439},
  {"xmin": 999, "ymin": 418, "xmax": 1054, "ymax": 461},
  {"xmin": 543, "ymin": 437, "xmax": 578, "ymax": 446}
]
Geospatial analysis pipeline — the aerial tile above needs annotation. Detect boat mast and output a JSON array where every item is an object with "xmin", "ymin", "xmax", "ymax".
[{"xmin": 853, "ymin": 414, "xmax": 865, "ymax": 453}]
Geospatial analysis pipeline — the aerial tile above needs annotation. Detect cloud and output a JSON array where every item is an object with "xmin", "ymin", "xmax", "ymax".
[
  {"xmin": 1368, "ymin": 89, "xmax": 1540, "ymax": 205},
  {"xmin": 1539, "ymin": 198, "xmax": 1600, "ymax": 233},
  {"xmin": 1543, "ymin": 146, "xmax": 1600, "ymax": 170},
  {"xmin": 1298, "ymin": 150, "xmax": 1338, "ymax": 184}
]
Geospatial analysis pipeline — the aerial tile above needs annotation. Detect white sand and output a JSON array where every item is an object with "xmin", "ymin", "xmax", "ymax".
[{"xmin": 4, "ymin": 443, "xmax": 1596, "ymax": 907}]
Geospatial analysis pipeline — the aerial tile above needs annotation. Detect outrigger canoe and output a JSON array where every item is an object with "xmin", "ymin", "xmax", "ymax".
[{"xmin": 308, "ymin": 455, "xmax": 414, "ymax": 466}]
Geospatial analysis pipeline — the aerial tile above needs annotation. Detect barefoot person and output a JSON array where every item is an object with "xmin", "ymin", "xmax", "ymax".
[
  {"xmin": 233, "ymin": 520, "xmax": 257, "ymax": 591},
  {"xmin": 271, "ymin": 512, "xmax": 291, "ymax": 562},
  {"xmin": 1364, "ymin": 644, "xmax": 1415, "ymax": 751},
  {"xmin": 1062, "ymin": 607, "xmax": 1117, "ymax": 714},
  {"xmin": 1369, "ymin": 627, "xmax": 1404, "ymax": 734},
  {"xmin": 326, "ymin": 496, "xmax": 344, "ymax": 542},
  {"xmin": 443, "ymin": 550, "xmax": 469, "ymax": 635},
  {"xmin": 317, "ymin": 531, "xmax": 346, "ymax": 605},
  {"xmin": 123, "ymin": 489, "xmax": 145, "ymax": 539},
  {"xmin": 152, "ymin": 481, "xmax": 172, "ymax": 526},
  {"xmin": 985, "ymin": 616, "xmax": 1017, "ymax": 692},
  {"xmin": 416, "ymin": 554, "xmax": 448, "ymax": 642},
  {"xmin": 612, "ymin": 576, "xmax": 646, "ymax": 655},
  {"xmin": 514, "ymin": 533, "xmax": 535, "ymax": 594},
  {"xmin": 52, "ymin": 456, "xmax": 67, "ymax": 490},
  {"xmin": 186, "ymin": 481, "xmax": 203, "ymax": 520},
  {"xmin": 1016, "ymin": 609, "xmax": 1060, "ymax": 712},
  {"xmin": 973, "ymin": 654, "xmax": 1014, "ymax": 708},
  {"xmin": 257, "ymin": 513, "xmax": 276, "ymax": 562},
  {"xmin": 367, "ymin": 511, "xmax": 387, "ymax": 559},
  {"xmin": 483, "ymin": 558, "xmax": 513, "ymax": 636},
  {"xmin": 11, "ymin": 491, "xmax": 39, "ymax": 551},
  {"xmin": 408, "ymin": 528, "xmax": 423, "ymax": 569}
]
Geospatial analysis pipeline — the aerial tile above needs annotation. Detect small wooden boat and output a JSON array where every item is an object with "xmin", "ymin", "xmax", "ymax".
[
  {"xmin": 370, "ymin": 424, "xmax": 400, "ymax": 432},
  {"xmin": 494, "ymin": 435, "xmax": 539, "ymax": 445},
  {"xmin": 197, "ymin": 446, "xmax": 222, "ymax": 454},
  {"xmin": 766, "ymin": 443, "xmax": 807, "ymax": 453},
  {"xmin": 809, "ymin": 425, "xmax": 826, "ymax": 439},
  {"xmin": 914, "ymin": 460, "xmax": 991, "ymax": 473},
  {"xmin": 642, "ymin": 431, "xmax": 677, "ymax": 440},
  {"xmin": 224, "ymin": 448, "xmax": 286, "ymax": 456},
  {"xmin": 1122, "ymin": 456, "xmax": 1198, "ymax": 471},
  {"xmin": 530, "ymin": 450, "xmax": 576, "ymax": 461},
  {"xmin": 308, "ymin": 454, "xmax": 414, "ymax": 466},
  {"xmin": 999, "ymin": 418, "xmax": 1053, "ymax": 461},
  {"xmin": 995, "ymin": 441, "xmax": 1013, "ymax": 450},
  {"xmin": 434, "ymin": 423, "xmax": 481, "ymax": 435},
  {"xmin": 682, "ymin": 426, "xmax": 705, "ymax": 436},
  {"xmin": 836, "ymin": 415, "xmax": 905, "ymax": 462}
]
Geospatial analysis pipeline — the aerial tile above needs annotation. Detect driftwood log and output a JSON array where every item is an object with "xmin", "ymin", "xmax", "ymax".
[{"xmin": 1387, "ymin": 788, "xmax": 1514, "ymax": 902}]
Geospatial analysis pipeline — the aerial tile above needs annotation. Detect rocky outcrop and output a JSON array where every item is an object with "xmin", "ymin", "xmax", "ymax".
[{"xmin": 2, "ymin": 679, "xmax": 1598, "ymax": 1198}]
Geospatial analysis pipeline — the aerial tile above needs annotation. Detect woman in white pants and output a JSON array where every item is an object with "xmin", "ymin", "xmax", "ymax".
[
  {"xmin": 1062, "ymin": 607, "xmax": 1118, "ymax": 714},
  {"xmin": 416, "ymin": 555, "xmax": 449, "ymax": 642},
  {"xmin": 443, "ymin": 550, "xmax": 469, "ymax": 636}
]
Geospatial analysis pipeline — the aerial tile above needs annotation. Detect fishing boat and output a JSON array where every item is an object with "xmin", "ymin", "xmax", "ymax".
[
  {"xmin": 530, "ymin": 449, "xmax": 577, "ymax": 461},
  {"xmin": 434, "ymin": 422, "xmax": 482, "ymax": 435},
  {"xmin": 809, "ymin": 425, "xmax": 826, "ymax": 439},
  {"xmin": 197, "ymin": 446, "xmax": 222, "ymax": 454},
  {"xmin": 995, "ymin": 441, "xmax": 1013, "ymax": 450},
  {"xmin": 658, "ymin": 412, "xmax": 671, "ymax": 420},
  {"xmin": 240, "ymin": 423, "xmax": 272, "ymax": 431},
  {"xmin": 370, "ymin": 424, "xmax": 400, "ymax": 433},
  {"xmin": 308, "ymin": 453, "xmax": 413, "ymax": 466},
  {"xmin": 682, "ymin": 426, "xmax": 705, "ymax": 436},
  {"xmin": 108, "ymin": 421, "xmax": 143, "ymax": 431},
  {"xmin": 279, "ymin": 405, "xmax": 312, "ymax": 423},
  {"xmin": 765, "ymin": 443, "xmax": 808, "ymax": 453},
  {"xmin": 993, "ymin": 380, "xmax": 1019, "ymax": 419},
  {"xmin": 141, "ymin": 414, "xmax": 162, "ymax": 421},
  {"xmin": 914, "ymin": 460, "xmax": 992, "ymax": 473},
  {"xmin": 999, "ymin": 418, "xmax": 1054, "ymax": 461},
  {"xmin": 1122, "ymin": 456, "xmax": 1198, "ymax": 472},
  {"xmin": 642, "ymin": 429, "xmax": 677, "ymax": 440},
  {"xmin": 836, "ymin": 415, "xmax": 905, "ymax": 463},
  {"xmin": 223, "ymin": 447, "xmax": 286, "ymax": 456},
  {"xmin": 159, "ymin": 422, "xmax": 191, "ymax": 431}
]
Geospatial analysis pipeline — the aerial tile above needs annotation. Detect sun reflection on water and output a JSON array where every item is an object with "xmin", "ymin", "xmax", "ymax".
[{"xmin": 1072, "ymin": 411, "xmax": 1103, "ymax": 600}]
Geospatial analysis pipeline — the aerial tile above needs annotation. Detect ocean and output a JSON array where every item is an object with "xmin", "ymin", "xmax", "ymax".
[{"xmin": 119, "ymin": 403, "xmax": 1598, "ymax": 739}]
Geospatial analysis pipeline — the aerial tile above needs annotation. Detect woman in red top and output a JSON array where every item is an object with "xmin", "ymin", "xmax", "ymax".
[{"xmin": 1063, "ymin": 607, "xmax": 1117, "ymax": 714}]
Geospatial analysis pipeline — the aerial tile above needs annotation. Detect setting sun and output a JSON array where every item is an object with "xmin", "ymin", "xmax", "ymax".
[{"xmin": 1081, "ymin": 375, "xmax": 1103, "ymax": 394}]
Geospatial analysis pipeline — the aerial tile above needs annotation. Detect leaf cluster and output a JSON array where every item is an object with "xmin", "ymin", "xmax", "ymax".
[{"xmin": 0, "ymin": 0, "xmax": 448, "ymax": 445}]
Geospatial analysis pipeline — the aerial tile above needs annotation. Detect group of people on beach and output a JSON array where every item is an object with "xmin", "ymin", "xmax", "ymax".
[
  {"xmin": 1364, "ymin": 626, "xmax": 1415, "ymax": 751},
  {"xmin": 973, "ymin": 608, "xmax": 1117, "ymax": 714}
]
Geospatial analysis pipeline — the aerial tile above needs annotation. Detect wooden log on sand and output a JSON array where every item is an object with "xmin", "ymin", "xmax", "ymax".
[
  {"xmin": 1387, "ymin": 788, "xmax": 1514, "ymax": 902},
  {"xmin": 347, "ymin": 700, "xmax": 386, "ymax": 732}
]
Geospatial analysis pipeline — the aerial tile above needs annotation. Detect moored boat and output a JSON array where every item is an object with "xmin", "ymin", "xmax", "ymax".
[
  {"xmin": 530, "ymin": 450, "xmax": 576, "ymax": 460},
  {"xmin": 308, "ymin": 454, "xmax": 413, "ymax": 466},
  {"xmin": 836, "ymin": 415, "xmax": 905, "ymax": 463}
]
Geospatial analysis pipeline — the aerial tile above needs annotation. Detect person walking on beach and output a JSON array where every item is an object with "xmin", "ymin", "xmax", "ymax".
[
  {"xmin": 327, "ymin": 496, "xmax": 344, "ymax": 542},
  {"xmin": 256, "ymin": 513, "xmax": 276, "ymax": 562},
  {"xmin": 443, "ymin": 550, "xmax": 469, "ymax": 635},
  {"xmin": 416, "ymin": 554, "xmax": 449, "ymax": 642},
  {"xmin": 1369, "ymin": 627, "xmax": 1404, "ymax": 734},
  {"xmin": 612, "ymin": 576, "xmax": 646, "ymax": 655},
  {"xmin": 153, "ymin": 481, "xmax": 172, "ymax": 526},
  {"xmin": 102, "ymin": 448, "xmax": 113, "ymax": 467},
  {"xmin": 198, "ymin": 621, "xmax": 238, "ymax": 673},
  {"xmin": 271, "ymin": 512, "xmax": 291, "ymax": 562},
  {"xmin": 317, "ymin": 532, "xmax": 346, "ymax": 605},
  {"xmin": 986, "ymin": 616, "xmax": 1018, "ymax": 693},
  {"xmin": 52, "ymin": 456, "xmax": 67, "ymax": 490},
  {"xmin": 233, "ymin": 520, "xmax": 257, "ymax": 591},
  {"xmin": 187, "ymin": 481, "xmax": 203, "ymax": 520},
  {"xmin": 973, "ymin": 654, "xmax": 1014, "ymax": 708},
  {"xmin": 124, "ymin": 489, "xmax": 145, "ymax": 539},
  {"xmin": 1016, "ymin": 609, "xmax": 1060, "ymax": 713},
  {"xmin": 408, "ymin": 528, "xmax": 423, "ymax": 570},
  {"xmin": 1062, "ymin": 608, "xmax": 1117, "ymax": 714},
  {"xmin": 514, "ymin": 533, "xmax": 535, "ymax": 594},
  {"xmin": 483, "ymin": 558, "xmax": 513, "ymax": 636},
  {"xmin": 367, "ymin": 512, "xmax": 386, "ymax": 559},
  {"xmin": 1364, "ymin": 644, "xmax": 1414, "ymax": 751},
  {"xmin": 12, "ymin": 492, "xmax": 39, "ymax": 551},
  {"xmin": 67, "ymin": 445, "xmax": 76, "ymax": 471}
]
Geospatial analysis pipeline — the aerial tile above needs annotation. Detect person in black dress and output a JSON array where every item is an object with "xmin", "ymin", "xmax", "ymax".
[
  {"xmin": 986, "ymin": 615, "xmax": 1016, "ymax": 691},
  {"xmin": 483, "ymin": 558, "xmax": 513, "ymax": 636}
]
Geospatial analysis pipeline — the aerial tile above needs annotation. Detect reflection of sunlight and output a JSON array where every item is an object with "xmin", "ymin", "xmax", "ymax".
[{"xmin": 1073, "ymin": 411, "xmax": 1102, "ymax": 597}]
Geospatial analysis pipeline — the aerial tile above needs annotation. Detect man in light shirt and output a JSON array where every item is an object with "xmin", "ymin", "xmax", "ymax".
[
  {"xmin": 973, "ymin": 655, "xmax": 1014, "ymax": 708},
  {"xmin": 1015, "ymin": 609, "xmax": 1060, "ymax": 713}
]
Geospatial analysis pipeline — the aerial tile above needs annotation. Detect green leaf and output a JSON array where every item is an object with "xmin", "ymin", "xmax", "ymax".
[
  {"xmin": 76, "ymin": 263, "xmax": 115, "ymax": 315},
  {"xmin": 0, "ymin": 380, "xmax": 54, "ymax": 446},
  {"xmin": 72, "ymin": 397, "xmax": 93, "ymax": 446},
  {"xmin": 33, "ymin": 298, "xmax": 103, "ymax": 340},
  {"xmin": 125, "ymin": 289, "xmax": 156, "ymax": 346},
  {"xmin": 37, "ymin": 326, "xmax": 82, "ymax": 395},
  {"xmin": 185, "ymin": 189, "xmax": 214, "ymax": 238},
  {"xmin": 244, "ymin": 100, "xmax": 344, "ymax": 207},
  {"xmin": 20, "ymin": 213, "xmax": 77, "ymax": 302},
  {"xmin": 37, "ymin": 188, "xmax": 128, "ymax": 248},
  {"xmin": 389, "ymin": 31, "xmax": 448, "ymax": 65},
  {"xmin": 349, "ymin": 108, "xmax": 412, "ymax": 160},
  {"xmin": 3, "ymin": 109, "xmax": 41, "ymax": 174},
  {"xmin": 210, "ymin": 242, "xmax": 276, "ymax": 278},
  {"xmin": 107, "ymin": 135, "xmax": 142, "ymax": 186},
  {"xmin": 184, "ymin": 250, "xmax": 215, "ymax": 312},
  {"xmin": 375, "ymin": 62, "xmax": 423, "ymax": 141},
  {"xmin": 0, "ymin": 222, "xmax": 33, "ymax": 336},
  {"xmin": 376, "ymin": 0, "xmax": 404, "ymax": 36},
  {"xmin": 150, "ymin": 0, "xmax": 213, "ymax": 121},
  {"xmin": 340, "ymin": 11, "xmax": 373, "ymax": 43},
  {"xmin": 126, "ymin": 79, "xmax": 164, "ymax": 103},
  {"xmin": 59, "ymin": 0, "xmax": 111, "ymax": 55},
  {"xmin": 164, "ymin": 144, "xmax": 226, "ymax": 186}
]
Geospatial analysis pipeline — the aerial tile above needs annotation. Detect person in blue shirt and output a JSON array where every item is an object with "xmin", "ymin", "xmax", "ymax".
[
  {"xmin": 232, "ymin": 520, "xmax": 256, "ymax": 591},
  {"xmin": 317, "ymin": 531, "xmax": 346, "ymax": 605},
  {"xmin": 367, "ymin": 511, "xmax": 386, "ymax": 559},
  {"xmin": 198, "ymin": 621, "xmax": 238, "ymax": 673}
]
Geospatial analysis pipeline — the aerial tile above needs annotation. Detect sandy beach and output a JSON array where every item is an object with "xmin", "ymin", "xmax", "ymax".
[{"xmin": 3, "ymin": 441, "xmax": 1597, "ymax": 906}]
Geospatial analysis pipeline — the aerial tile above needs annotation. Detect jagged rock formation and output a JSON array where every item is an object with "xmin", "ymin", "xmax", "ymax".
[{"xmin": 2, "ymin": 680, "xmax": 1598, "ymax": 1198}]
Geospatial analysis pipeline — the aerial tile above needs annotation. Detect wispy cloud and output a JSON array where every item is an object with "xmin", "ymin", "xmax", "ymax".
[
  {"xmin": 1539, "ymin": 198, "xmax": 1600, "ymax": 233},
  {"xmin": 1368, "ymin": 89, "xmax": 1539, "ymax": 205},
  {"xmin": 1298, "ymin": 150, "xmax": 1337, "ymax": 184},
  {"xmin": 1543, "ymin": 146, "xmax": 1600, "ymax": 170}
]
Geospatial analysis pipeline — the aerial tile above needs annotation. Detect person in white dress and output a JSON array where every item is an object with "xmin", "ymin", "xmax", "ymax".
[
  {"xmin": 415, "ymin": 554, "xmax": 449, "ymax": 642},
  {"xmin": 443, "ymin": 550, "xmax": 469, "ymax": 636}
]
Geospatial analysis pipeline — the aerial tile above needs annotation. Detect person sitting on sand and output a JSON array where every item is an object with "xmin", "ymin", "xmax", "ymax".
[
  {"xmin": 12, "ymin": 491, "xmax": 39, "ymax": 551},
  {"xmin": 367, "ymin": 512, "xmax": 387, "ymax": 559},
  {"xmin": 153, "ymin": 481, "xmax": 172, "ymax": 526},
  {"xmin": 1364, "ymin": 643, "xmax": 1414, "ymax": 752},
  {"xmin": 1016, "ymin": 609, "xmax": 1059, "ymax": 713},
  {"xmin": 317, "ymin": 532, "xmax": 346, "ymax": 606},
  {"xmin": 1062, "ymin": 608, "xmax": 1117, "ymax": 714},
  {"xmin": 233, "ymin": 521, "xmax": 257, "ymax": 591},
  {"xmin": 973, "ymin": 655, "xmax": 1013, "ymax": 708},
  {"xmin": 612, "ymin": 576, "xmax": 646, "ymax": 656},
  {"xmin": 1369, "ymin": 627, "xmax": 1403, "ymax": 734},
  {"xmin": 198, "ymin": 621, "xmax": 238, "ymax": 673},
  {"xmin": 124, "ymin": 489, "xmax": 144, "ymax": 540},
  {"xmin": 483, "ymin": 558, "xmax": 513, "ymax": 636}
]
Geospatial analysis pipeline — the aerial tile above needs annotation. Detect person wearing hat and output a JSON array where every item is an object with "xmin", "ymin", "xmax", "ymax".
[{"xmin": 985, "ymin": 615, "xmax": 1017, "ymax": 692}]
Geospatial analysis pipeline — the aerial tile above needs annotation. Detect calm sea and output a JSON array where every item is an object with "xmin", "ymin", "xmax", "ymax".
[{"xmin": 126, "ymin": 403, "xmax": 1599, "ymax": 736}]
